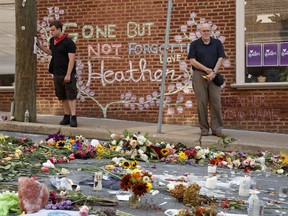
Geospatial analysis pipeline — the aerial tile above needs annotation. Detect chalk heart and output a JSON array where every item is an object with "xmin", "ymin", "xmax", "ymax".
[
  {"xmin": 250, "ymin": 50, "xmax": 254, "ymax": 53},
  {"xmin": 283, "ymin": 49, "xmax": 287, "ymax": 52},
  {"xmin": 18, "ymin": 177, "xmax": 49, "ymax": 214},
  {"xmin": 266, "ymin": 49, "xmax": 270, "ymax": 53}
]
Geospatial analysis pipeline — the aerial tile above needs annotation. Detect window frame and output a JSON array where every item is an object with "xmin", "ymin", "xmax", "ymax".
[{"xmin": 232, "ymin": 0, "xmax": 288, "ymax": 89}]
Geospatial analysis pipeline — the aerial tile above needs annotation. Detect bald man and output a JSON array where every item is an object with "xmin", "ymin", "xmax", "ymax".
[{"xmin": 188, "ymin": 23, "xmax": 226, "ymax": 137}]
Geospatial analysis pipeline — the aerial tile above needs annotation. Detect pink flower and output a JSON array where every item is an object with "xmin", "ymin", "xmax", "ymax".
[
  {"xmin": 242, "ymin": 159, "xmax": 250, "ymax": 167},
  {"xmin": 169, "ymin": 149, "xmax": 175, "ymax": 154},
  {"xmin": 130, "ymin": 140, "xmax": 138, "ymax": 148},
  {"xmin": 79, "ymin": 205, "xmax": 89, "ymax": 216}
]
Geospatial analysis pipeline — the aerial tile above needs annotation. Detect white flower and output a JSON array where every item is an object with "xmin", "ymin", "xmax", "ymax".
[
  {"xmin": 256, "ymin": 157, "xmax": 265, "ymax": 164},
  {"xmin": 227, "ymin": 163, "xmax": 233, "ymax": 169},
  {"xmin": 110, "ymin": 133, "xmax": 116, "ymax": 139},
  {"xmin": 131, "ymin": 149, "xmax": 138, "ymax": 159},
  {"xmin": 111, "ymin": 157, "xmax": 126, "ymax": 164},
  {"xmin": 46, "ymin": 138, "xmax": 54, "ymax": 145},
  {"xmin": 111, "ymin": 140, "xmax": 117, "ymax": 145},
  {"xmin": 137, "ymin": 135, "xmax": 147, "ymax": 146},
  {"xmin": 277, "ymin": 169, "xmax": 284, "ymax": 174},
  {"xmin": 143, "ymin": 176, "xmax": 151, "ymax": 183},
  {"xmin": 119, "ymin": 140, "xmax": 124, "ymax": 146},
  {"xmin": 42, "ymin": 160, "xmax": 55, "ymax": 168},
  {"xmin": 166, "ymin": 144, "xmax": 173, "ymax": 149},
  {"xmin": 233, "ymin": 159, "xmax": 241, "ymax": 168},
  {"xmin": 140, "ymin": 146, "xmax": 147, "ymax": 153},
  {"xmin": 138, "ymin": 149, "xmax": 144, "ymax": 154},
  {"xmin": 90, "ymin": 139, "xmax": 100, "ymax": 147},
  {"xmin": 140, "ymin": 153, "xmax": 148, "ymax": 162},
  {"xmin": 115, "ymin": 146, "xmax": 122, "ymax": 152},
  {"xmin": 250, "ymin": 159, "xmax": 256, "ymax": 167},
  {"xmin": 204, "ymin": 148, "xmax": 210, "ymax": 154},
  {"xmin": 155, "ymin": 142, "xmax": 161, "ymax": 147},
  {"xmin": 196, "ymin": 149, "xmax": 206, "ymax": 159}
]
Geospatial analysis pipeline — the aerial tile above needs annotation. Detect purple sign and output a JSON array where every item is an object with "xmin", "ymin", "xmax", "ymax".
[
  {"xmin": 263, "ymin": 43, "xmax": 278, "ymax": 66},
  {"xmin": 279, "ymin": 42, "xmax": 288, "ymax": 66},
  {"xmin": 246, "ymin": 43, "xmax": 262, "ymax": 67}
]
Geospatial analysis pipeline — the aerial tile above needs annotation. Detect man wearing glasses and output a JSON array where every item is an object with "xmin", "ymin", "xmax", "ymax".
[{"xmin": 188, "ymin": 23, "xmax": 226, "ymax": 137}]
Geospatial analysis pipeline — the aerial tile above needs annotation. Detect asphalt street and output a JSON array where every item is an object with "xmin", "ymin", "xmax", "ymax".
[{"xmin": 1, "ymin": 131, "xmax": 288, "ymax": 216}]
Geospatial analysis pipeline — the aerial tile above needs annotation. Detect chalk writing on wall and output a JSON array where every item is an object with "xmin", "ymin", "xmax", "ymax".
[
  {"xmin": 37, "ymin": 6, "xmax": 194, "ymax": 118},
  {"xmin": 37, "ymin": 8, "xmax": 232, "ymax": 118},
  {"xmin": 222, "ymin": 96, "xmax": 280, "ymax": 121}
]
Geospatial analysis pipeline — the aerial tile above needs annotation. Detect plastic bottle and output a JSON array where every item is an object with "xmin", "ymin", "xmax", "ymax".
[
  {"xmin": 239, "ymin": 176, "xmax": 251, "ymax": 196},
  {"xmin": 24, "ymin": 110, "xmax": 29, "ymax": 122},
  {"xmin": 247, "ymin": 192, "xmax": 260, "ymax": 216}
]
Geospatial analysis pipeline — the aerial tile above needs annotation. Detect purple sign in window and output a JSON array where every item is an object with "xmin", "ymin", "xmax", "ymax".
[
  {"xmin": 279, "ymin": 42, "xmax": 288, "ymax": 66},
  {"xmin": 263, "ymin": 43, "xmax": 278, "ymax": 66},
  {"xmin": 246, "ymin": 43, "xmax": 262, "ymax": 67}
]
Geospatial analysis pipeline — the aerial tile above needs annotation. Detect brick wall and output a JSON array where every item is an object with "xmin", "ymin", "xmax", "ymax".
[
  {"xmin": 0, "ymin": 92, "xmax": 13, "ymax": 112},
  {"xmin": 1, "ymin": 0, "xmax": 288, "ymax": 133}
]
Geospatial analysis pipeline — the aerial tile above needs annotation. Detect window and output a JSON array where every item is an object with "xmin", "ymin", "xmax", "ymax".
[
  {"xmin": 234, "ymin": 0, "xmax": 288, "ymax": 89},
  {"xmin": 0, "ymin": 0, "xmax": 15, "ymax": 87}
]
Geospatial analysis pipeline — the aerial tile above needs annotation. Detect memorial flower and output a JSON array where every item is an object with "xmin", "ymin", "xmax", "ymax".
[
  {"xmin": 120, "ymin": 167, "xmax": 153, "ymax": 196},
  {"xmin": 105, "ymin": 130, "xmax": 157, "ymax": 161}
]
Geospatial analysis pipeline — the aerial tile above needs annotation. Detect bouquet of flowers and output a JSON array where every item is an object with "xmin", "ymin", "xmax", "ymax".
[
  {"xmin": 105, "ymin": 130, "xmax": 157, "ymax": 161},
  {"xmin": 120, "ymin": 166, "xmax": 153, "ymax": 196},
  {"xmin": 65, "ymin": 136, "xmax": 97, "ymax": 159}
]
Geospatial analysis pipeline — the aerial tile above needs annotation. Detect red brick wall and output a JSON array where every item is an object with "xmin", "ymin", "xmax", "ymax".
[
  {"xmin": 0, "ymin": 92, "xmax": 13, "ymax": 112},
  {"xmin": 1, "ymin": 0, "xmax": 288, "ymax": 133}
]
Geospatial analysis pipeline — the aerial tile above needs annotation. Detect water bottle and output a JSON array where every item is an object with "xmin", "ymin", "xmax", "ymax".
[
  {"xmin": 247, "ymin": 192, "xmax": 260, "ymax": 216},
  {"xmin": 24, "ymin": 110, "xmax": 29, "ymax": 122}
]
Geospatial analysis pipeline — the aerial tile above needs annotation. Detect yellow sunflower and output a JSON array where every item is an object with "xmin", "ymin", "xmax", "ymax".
[
  {"xmin": 122, "ymin": 160, "xmax": 131, "ymax": 169},
  {"xmin": 55, "ymin": 140, "xmax": 66, "ymax": 149},
  {"xmin": 111, "ymin": 146, "xmax": 117, "ymax": 151},
  {"xmin": 64, "ymin": 143, "xmax": 72, "ymax": 150},
  {"xmin": 161, "ymin": 148, "xmax": 170, "ymax": 156},
  {"xmin": 131, "ymin": 160, "xmax": 138, "ymax": 168}
]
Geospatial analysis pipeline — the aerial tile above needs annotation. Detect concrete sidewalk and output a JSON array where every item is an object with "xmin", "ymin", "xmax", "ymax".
[{"xmin": 0, "ymin": 111, "xmax": 287, "ymax": 154}]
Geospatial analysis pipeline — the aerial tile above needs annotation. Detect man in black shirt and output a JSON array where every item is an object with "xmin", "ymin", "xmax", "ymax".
[
  {"xmin": 37, "ymin": 21, "xmax": 78, "ymax": 127},
  {"xmin": 188, "ymin": 23, "xmax": 226, "ymax": 137}
]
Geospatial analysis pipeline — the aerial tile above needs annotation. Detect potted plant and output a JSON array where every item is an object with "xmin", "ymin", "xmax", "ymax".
[
  {"xmin": 257, "ymin": 75, "xmax": 266, "ymax": 83},
  {"xmin": 279, "ymin": 71, "xmax": 288, "ymax": 82}
]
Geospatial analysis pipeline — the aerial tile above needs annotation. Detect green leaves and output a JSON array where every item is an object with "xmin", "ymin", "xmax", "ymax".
[{"xmin": 217, "ymin": 136, "xmax": 237, "ymax": 148}]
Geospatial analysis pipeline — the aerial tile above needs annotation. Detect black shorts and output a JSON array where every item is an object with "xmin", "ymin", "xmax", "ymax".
[{"xmin": 53, "ymin": 74, "xmax": 77, "ymax": 100}]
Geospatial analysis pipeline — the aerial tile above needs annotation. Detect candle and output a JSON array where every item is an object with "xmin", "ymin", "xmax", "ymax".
[
  {"xmin": 208, "ymin": 165, "xmax": 217, "ymax": 174},
  {"xmin": 93, "ymin": 171, "xmax": 103, "ymax": 190},
  {"xmin": 205, "ymin": 176, "xmax": 217, "ymax": 189},
  {"xmin": 187, "ymin": 173, "xmax": 195, "ymax": 185},
  {"xmin": 239, "ymin": 176, "xmax": 251, "ymax": 196}
]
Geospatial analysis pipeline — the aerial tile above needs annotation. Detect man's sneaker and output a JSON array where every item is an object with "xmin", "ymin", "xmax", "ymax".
[
  {"xmin": 60, "ymin": 114, "xmax": 70, "ymax": 125},
  {"xmin": 70, "ymin": 115, "xmax": 78, "ymax": 127}
]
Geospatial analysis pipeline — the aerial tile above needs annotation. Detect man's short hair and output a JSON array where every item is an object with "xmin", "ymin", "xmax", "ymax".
[{"xmin": 50, "ymin": 21, "xmax": 62, "ymax": 31}]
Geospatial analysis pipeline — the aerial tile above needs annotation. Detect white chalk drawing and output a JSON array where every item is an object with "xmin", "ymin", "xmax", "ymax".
[
  {"xmin": 174, "ymin": 12, "xmax": 231, "ymax": 68},
  {"xmin": 37, "ymin": 6, "xmax": 195, "ymax": 118},
  {"xmin": 37, "ymin": 8, "xmax": 234, "ymax": 118}
]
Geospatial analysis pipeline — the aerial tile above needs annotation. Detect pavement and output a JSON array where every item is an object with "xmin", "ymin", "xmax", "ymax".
[{"xmin": 0, "ymin": 111, "xmax": 288, "ymax": 155}]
